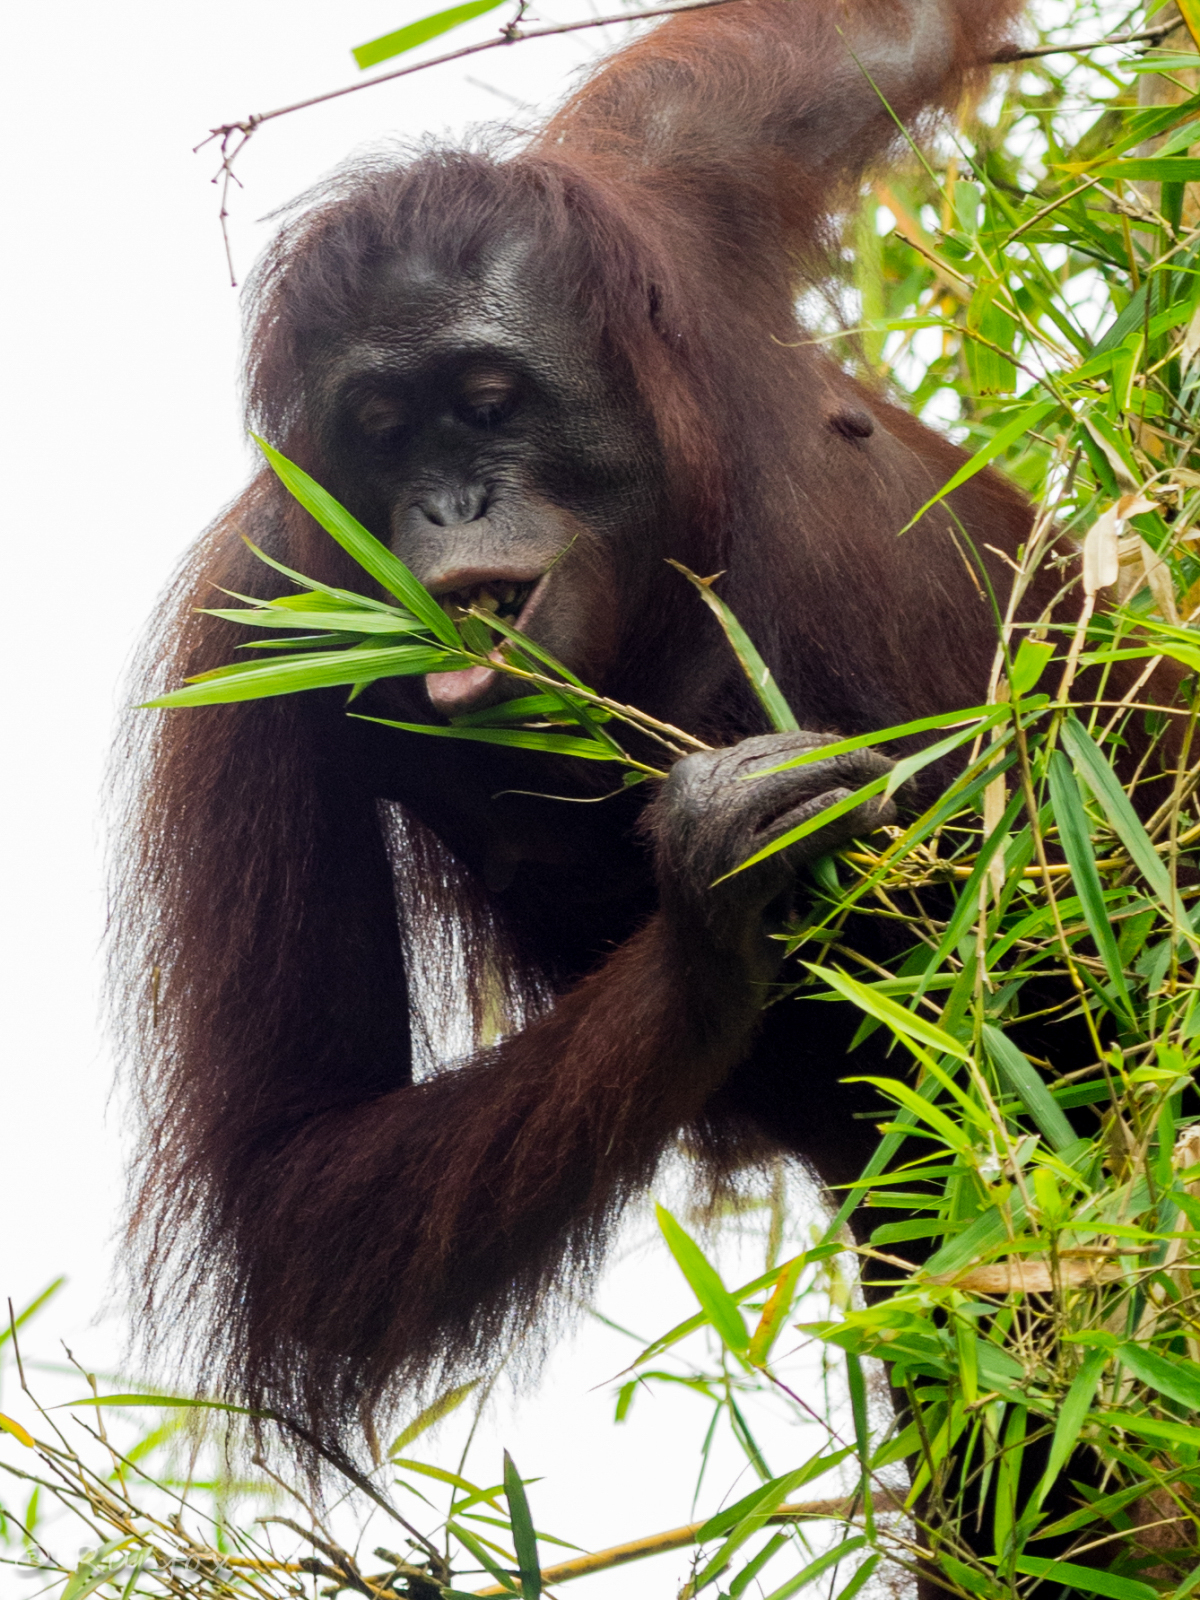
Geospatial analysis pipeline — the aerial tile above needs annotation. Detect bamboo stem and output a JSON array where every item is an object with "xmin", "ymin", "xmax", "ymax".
[{"xmin": 470, "ymin": 1494, "xmax": 905, "ymax": 1594}]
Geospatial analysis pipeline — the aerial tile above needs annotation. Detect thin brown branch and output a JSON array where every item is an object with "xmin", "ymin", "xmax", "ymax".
[
  {"xmin": 196, "ymin": 2, "xmax": 1188, "ymax": 281},
  {"xmin": 998, "ymin": 20, "xmax": 1180, "ymax": 63},
  {"xmin": 261, "ymin": 1516, "xmax": 377, "ymax": 1596},
  {"xmin": 196, "ymin": 0, "xmax": 751, "ymax": 280},
  {"xmin": 1004, "ymin": 176, "xmax": 1103, "ymax": 246},
  {"xmin": 201, "ymin": 0, "xmax": 747, "ymax": 145}
]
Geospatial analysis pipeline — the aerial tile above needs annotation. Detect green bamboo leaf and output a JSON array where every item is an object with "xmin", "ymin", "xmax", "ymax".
[
  {"xmin": 462, "ymin": 603, "xmax": 587, "ymax": 689},
  {"xmin": 1060, "ymin": 717, "xmax": 1174, "ymax": 907},
  {"xmin": 62, "ymin": 1393, "xmax": 259, "ymax": 1414},
  {"xmin": 918, "ymin": 788, "xmax": 1027, "ymax": 983},
  {"xmin": 1046, "ymin": 750, "xmax": 1134, "ymax": 1017},
  {"xmin": 807, "ymin": 963, "xmax": 969, "ymax": 1059},
  {"xmin": 238, "ymin": 633, "xmax": 364, "ymax": 652},
  {"xmin": 747, "ymin": 1255, "xmax": 806, "ymax": 1366},
  {"xmin": 1071, "ymin": 93, "xmax": 1200, "ymax": 163},
  {"xmin": 1126, "ymin": 51, "xmax": 1200, "ymax": 72},
  {"xmin": 1169, "ymin": 1555, "xmax": 1200, "ymax": 1600},
  {"xmin": 655, "ymin": 1204, "xmax": 748, "ymax": 1352},
  {"xmin": 735, "ymin": 712, "xmax": 1018, "ymax": 882},
  {"xmin": 761, "ymin": 1537, "xmax": 868, "ymax": 1600},
  {"xmin": 923, "ymin": 1197, "xmax": 1029, "ymax": 1280},
  {"xmin": 0, "ymin": 1413, "xmax": 33, "ymax": 1448},
  {"xmin": 883, "ymin": 719, "xmax": 1005, "ymax": 800},
  {"xmin": 0, "ymin": 1278, "xmax": 65, "ymax": 1348},
  {"xmin": 1032, "ymin": 1481, "xmax": 1152, "ymax": 1542},
  {"xmin": 869, "ymin": 1218, "xmax": 946, "ymax": 1245},
  {"xmin": 939, "ymin": 1554, "xmax": 1002, "ymax": 1598},
  {"xmin": 267, "ymin": 588, "xmax": 368, "ymax": 611},
  {"xmin": 696, "ymin": 1447, "xmax": 854, "ymax": 1543},
  {"xmin": 351, "ymin": 713, "xmax": 623, "ymax": 760},
  {"xmin": 898, "ymin": 400, "xmax": 1058, "ymax": 534},
  {"xmin": 741, "ymin": 703, "xmax": 1007, "ymax": 778},
  {"xmin": 240, "ymin": 538, "xmax": 412, "ymax": 614},
  {"xmin": 1116, "ymin": 1342, "xmax": 1200, "ymax": 1410},
  {"xmin": 850, "ymin": 1078, "xmax": 971, "ymax": 1152},
  {"xmin": 627, "ymin": 1247, "xmax": 843, "ymax": 1369},
  {"xmin": 503, "ymin": 1452, "xmax": 541, "ymax": 1600},
  {"xmin": 393, "ymin": 1458, "xmax": 503, "ymax": 1505},
  {"xmin": 1010, "ymin": 637, "xmax": 1056, "ymax": 698},
  {"xmin": 62, "ymin": 1564, "xmax": 114, "ymax": 1600},
  {"xmin": 450, "ymin": 693, "xmax": 610, "ymax": 728},
  {"xmin": 436, "ymin": 609, "xmax": 624, "ymax": 755},
  {"xmin": 845, "ymin": 1350, "xmax": 874, "ymax": 1535},
  {"xmin": 190, "ymin": 646, "xmax": 453, "ymax": 686},
  {"xmin": 144, "ymin": 646, "xmax": 461, "ymax": 707},
  {"xmin": 667, "ymin": 560, "xmax": 799, "ymax": 732},
  {"xmin": 994, "ymin": 1403, "xmax": 1027, "ymax": 1556},
  {"xmin": 832, "ymin": 1555, "xmax": 881, "ymax": 1600},
  {"xmin": 718, "ymin": 771, "xmax": 893, "ymax": 880},
  {"xmin": 447, "ymin": 1522, "xmax": 520, "ymax": 1593},
  {"xmin": 1031, "ymin": 1347, "xmax": 1108, "ymax": 1509},
  {"xmin": 1084, "ymin": 412, "xmax": 1140, "ymax": 486},
  {"xmin": 954, "ymin": 1314, "xmax": 979, "ymax": 1404},
  {"xmin": 202, "ymin": 606, "xmax": 427, "ymax": 635},
  {"xmin": 1096, "ymin": 157, "xmax": 1200, "ymax": 182},
  {"xmin": 693, "ymin": 1454, "xmax": 848, "ymax": 1589},
  {"xmin": 253, "ymin": 435, "xmax": 461, "ymax": 647},
  {"xmin": 62, "ymin": 1542, "xmax": 133, "ymax": 1600},
  {"xmin": 1086, "ymin": 641, "xmax": 1200, "ymax": 675},
  {"xmin": 1011, "ymin": 1556, "xmax": 1157, "ymax": 1600},
  {"xmin": 353, "ymin": 0, "xmax": 506, "ymax": 69},
  {"xmin": 389, "ymin": 1380, "xmax": 479, "ymax": 1457},
  {"xmin": 982, "ymin": 1025, "xmax": 1076, "ymax": 1153},
  {"xmin": 728, "ymin": 1533, "xmax": 790, "ymax": 1599},
  {"xmin": 819, "ymin": 1109, "xmax": 921, "ymax": 1244},
  {"xmin": 1098, "ymin": 1411, "xmax": 1200, "ymax": 1450}
]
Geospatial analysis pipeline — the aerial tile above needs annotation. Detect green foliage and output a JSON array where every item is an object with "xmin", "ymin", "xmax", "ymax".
[{"xmin": 352, "ymin": 0, "xmax": 508, "ymax": 72}]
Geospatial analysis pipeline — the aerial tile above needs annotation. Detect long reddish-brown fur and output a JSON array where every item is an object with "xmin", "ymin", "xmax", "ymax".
[{"xmin": 111, "ymin": 0, "xmax": 1036, "ymax": 1454}]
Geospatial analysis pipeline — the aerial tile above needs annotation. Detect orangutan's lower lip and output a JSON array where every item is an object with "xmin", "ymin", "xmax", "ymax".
[{"xmin": 425, "ymin": 663, "xmax": 502, "ymax": 716}]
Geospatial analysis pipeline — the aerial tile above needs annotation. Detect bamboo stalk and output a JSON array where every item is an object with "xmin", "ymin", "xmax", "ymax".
[{"xmin": 471, "ymin": 1494, "xmax": 905, "ymax": 1594}]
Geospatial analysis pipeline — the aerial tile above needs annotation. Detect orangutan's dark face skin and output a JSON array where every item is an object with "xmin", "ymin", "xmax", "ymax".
[{"xmin": 312, "ymin": 245, "xmax": 666, "ymax": 716}]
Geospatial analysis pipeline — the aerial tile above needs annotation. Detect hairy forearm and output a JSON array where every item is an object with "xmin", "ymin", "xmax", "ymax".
[
  {"xmin": 216, "ymin": 911, "xmax": 765, "ymax": 1424},
  {"xmin": 543, "ymin": 0, "xmax": 1026, "ymax": 219},
  {"xmin": 288, "ymin": 914, "xmax": 758, "ymax": 1266}
]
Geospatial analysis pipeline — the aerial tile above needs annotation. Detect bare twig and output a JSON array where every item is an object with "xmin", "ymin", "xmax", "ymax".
[
  {"xmin": 197, "ymin": 3, "xmax": 1187, "ymax": 279},
  {"xmin": 1004, "ymin": 176, "xmax": 1104, "ymax": 246},
  {"xmin": 261, "ymin": 1517, "xmax": 377, "ymax": 1597},
  {"xmin": 199, "ymin": 0, "xmax": 746, "ymax": 276},
  {"xmin": 201, "ymin": 0, "xmax": 737, "ymax": 144},
  {"xmin": 999, "ymin": 20, "xmax": 1180, "ymax": 63}
]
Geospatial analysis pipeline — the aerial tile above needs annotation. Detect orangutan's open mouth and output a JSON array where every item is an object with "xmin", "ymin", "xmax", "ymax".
[
  {"xmin": 426, "ymin": 571, "xmax": 549, "ymax": 716},
  {"xmin": 438, "ymin": 577, "xmax": 538, "ymax": 629}
]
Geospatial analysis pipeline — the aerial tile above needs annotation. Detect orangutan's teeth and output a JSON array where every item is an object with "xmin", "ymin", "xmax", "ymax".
[{"xmin": 439, "ymin": 578, "xmax": 536, "ymax": 623}]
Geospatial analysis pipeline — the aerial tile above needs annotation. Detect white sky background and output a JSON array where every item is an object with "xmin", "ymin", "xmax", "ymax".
[{"xmin": 0, "ymin": 4, "xmax": 852, "ymax": 1596}]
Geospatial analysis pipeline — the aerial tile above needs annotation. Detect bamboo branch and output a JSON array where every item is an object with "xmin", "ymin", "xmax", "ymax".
[{"xmin": 470, "ymin": 1493, "xmax": 905, "ymax": 1594}]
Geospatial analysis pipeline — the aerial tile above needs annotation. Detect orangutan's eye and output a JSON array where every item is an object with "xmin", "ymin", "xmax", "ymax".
[
  {"xmin": 356, "ymin": 396, "xmax": 408, "ymax": 440},
  {"xmin": 458, "ymin": 371, "xmax": 519, "ymax": 427}
]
